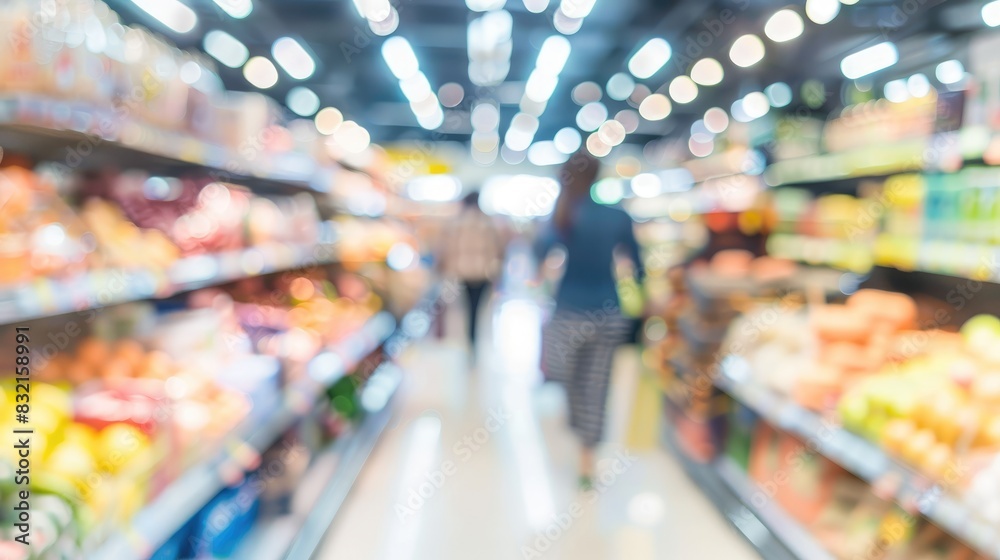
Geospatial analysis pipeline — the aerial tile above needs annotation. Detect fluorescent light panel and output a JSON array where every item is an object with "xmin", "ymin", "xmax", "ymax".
[
  {"xmin": 840, "ymin": 41, "xmax": 898, "ymax": 79},
  {"xmin": 204, "ymin": 30, "xmax": 249, "ymax": 68},
  {"xmin": 130, "ymin": 0, "xmax": 197, "ymax": 33}
]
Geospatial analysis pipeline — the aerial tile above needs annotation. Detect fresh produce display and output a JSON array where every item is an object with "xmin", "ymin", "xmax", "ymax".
[
  {"xmin": 220, "ymin": 271, "xmax": 383, "ymax": 363},
  {"xmin": 735, "ymin": 419, "xmax": 983, "ymax": 560},
  {"xmin": 837, "ymin": 314, "xmax": 1000, "ymax": 487}
]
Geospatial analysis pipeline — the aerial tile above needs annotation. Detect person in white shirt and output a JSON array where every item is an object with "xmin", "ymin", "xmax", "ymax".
[{"xmin": 439, "ymin": 192, "xmax": 506, "ymax": 348}]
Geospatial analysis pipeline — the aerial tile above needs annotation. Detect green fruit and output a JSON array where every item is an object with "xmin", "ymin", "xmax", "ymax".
[
  {"xmin": 839, "ymin": 394, "xmax": 869, "ymax": 431},
  {"xmin": 961, "ymin": 314, "xmax": 1000, "ymax": 347}
]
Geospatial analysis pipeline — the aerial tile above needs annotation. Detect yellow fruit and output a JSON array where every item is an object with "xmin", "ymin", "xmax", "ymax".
[
  {"xmin": 882, "ymin": 418, "xmax": 916, "ymax": 455},
  {"xmin": 45, "ymin": 442, "xmax": 96, "ymax": 486},
  {"xmin": 922, "ymin": 443, "xmax": 952, "ymax": 480},
  {"xmin": 903, "ymin": 429, "xmax": 937, "ymax": 464},
  {"xmin": 97, "ymin": 423, "xmax": 150, "ymax": 474},
  {"xmin": 32, "ymin": 383, "xmax": 72, "ymax": 417},
  {"xmin": 64, "ymin": 423, "xmax": 99, "ymax": 450}
]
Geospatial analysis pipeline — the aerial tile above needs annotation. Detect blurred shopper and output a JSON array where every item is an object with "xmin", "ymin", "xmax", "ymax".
[
  {"xmin": 439, "ymin": 192, "xmax": 506, "ymax": 349},
  {"xmin": 536, "ymin": 150, "xmax": 644, "ymax": 488}
]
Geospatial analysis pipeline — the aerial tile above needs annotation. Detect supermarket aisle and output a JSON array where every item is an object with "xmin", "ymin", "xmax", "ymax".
[{"xmin": 317, "ymin": 294, "xmax": 757, "ymax": 560}]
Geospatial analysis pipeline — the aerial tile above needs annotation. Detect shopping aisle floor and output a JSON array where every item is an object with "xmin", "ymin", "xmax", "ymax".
[{"xmin": 317, "ymin": 296, "xmax": 758, "ymax": 560}]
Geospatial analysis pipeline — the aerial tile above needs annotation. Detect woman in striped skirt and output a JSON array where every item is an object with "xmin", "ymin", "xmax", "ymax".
[{"xmin": 536, "ymin": 150, "xmax": 644, "ymax": 488}]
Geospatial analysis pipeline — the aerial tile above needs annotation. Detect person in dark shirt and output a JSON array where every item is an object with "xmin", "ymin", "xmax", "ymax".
[{"xmin": 535, "ymin": 149, "xmax": 644, "ymax": 488}]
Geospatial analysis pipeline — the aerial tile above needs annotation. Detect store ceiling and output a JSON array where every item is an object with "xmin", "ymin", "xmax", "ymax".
[{"xmin": 109, "ymin": 0, "xmax": 987, "ymax": 148}]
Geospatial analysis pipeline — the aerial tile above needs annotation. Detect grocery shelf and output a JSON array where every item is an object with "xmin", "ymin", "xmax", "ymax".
[
  {"xmin": 87, "ymin": 311, "xmax": 399, "ymax": 560},
  {"xmin": 0, "ymin": 96, "xmax": 328, "ymax": 194},
  {"xmin": 763, "ymin": 139, "xmax": 927, "ymax": 187},
  {"xmin": 229, "ymin": 363, "xmax": 403, "ymax": 560},
  {"xmin": 715, "ymin": 359, "xmax": 1000, "ymax": 560},
  {"xmin": 767, "ymin": 233, "xmax": 1000, "ymax": 284},
  {"xmin": 662, "ymin": 420, "xmax": 830, "ymax": 560},
  {"xmin": 0, "ymin": 242, "xmax": 340, "ymax": 326}
]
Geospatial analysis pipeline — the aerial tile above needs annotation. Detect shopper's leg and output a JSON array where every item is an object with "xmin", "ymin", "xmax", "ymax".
[
  {"xmin": 571, "ymin": 317, "xmax": 630, "ymax": 451},
  {"xmin": 464, "ymin": 281, "xmax": 486, "ymax": 345}
]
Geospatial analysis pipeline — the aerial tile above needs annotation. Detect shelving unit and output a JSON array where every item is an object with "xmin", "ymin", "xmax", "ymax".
[
  {"xmin": 0, "ymin": 242, "xmax": 349, "ymax": 325},
  {"xmin": 662, "ymin": 420, "xmax": 833, "ymax": 560},
  {"xmin": 715, "ymin": 360, "xmax": 1000, "ymax": 560},
  {"xmin": 87, "ymin": 310, "xmax": 398, "ymax": 560},
  {"xmin": 0, "ymin": 96, "xmax": 330, "ymax": 194}
]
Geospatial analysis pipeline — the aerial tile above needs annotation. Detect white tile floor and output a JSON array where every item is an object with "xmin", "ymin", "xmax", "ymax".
[{"xmin": 316, "ymin": 295, "xmax": 758, "ymax": 560}]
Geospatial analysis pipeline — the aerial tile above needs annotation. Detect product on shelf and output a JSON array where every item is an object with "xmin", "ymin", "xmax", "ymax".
[{"xmin": 0, "ymin": 166, "xmax": 96, "ymax": 285}]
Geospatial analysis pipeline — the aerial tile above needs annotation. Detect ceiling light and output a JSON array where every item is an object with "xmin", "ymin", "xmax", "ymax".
[
  {"xmin": 629, "ymin": 84, "xmax": 651, "ymax": 106},
  {"xmin": 841, "ymin": 0, "xmax": 860, "ymax": 4},
  {"xmin": 840, "ymin": 42, "xmax": 898, "ymax": 79},
  {"xmin": 586, "ymin": 133, "xmax": 611, "ymax": 157},
  {"xmin": 638, "ymin": 93, "xmax": 671, "ymax": 121},
  {"xmin": 369, "ymin": 7, "xmax": 399, "ymax": 35},
  {"xmin": 606, "ymin": 72, "xmax": 635, "ymax": 101},
  {"xmin": 765, "ymin": 82, "xmax": 792, "ymax": 107},
  {"xmin": 742, "ymin": 92, "xmax": 770, "ymax": 119},
  {"xmin": 553, "ymin": 10, "xmax": 583, "ymax": 35},
  {"xmin": 668, "ymin": 76, "xmax": 698, "ymax": 104},
  {"xmin": 525, "ymin": 70, "xmax": 559, "ymax": 102},
  {"xmin": 615, "ymin": 109, "xmax": 639, "ymax": 133},
  {"xmin": 690, "ymin": 58, "xmax": 723, "ymax": 86},
  {"xmin": 212, "ymin": 0, "xmax": 252, "ymax": 19},
  {"xmin": 764, "ymin": 9, "xmax": 803, "ymax": 42},
  {"xmin": 471, "ymin": 102, "xmax": 500, "ymax": 131},
  {"xmin": 598, "ymin": 120, "xmax": 627, "ymax": 146},
  {"xmin": 559, "ymin": 0, "xmax": 597, "ymax": 19},
  {"xmin": 984, "ymin": 0, "xmax": 1000, "ymax": 26},
  {"xmin": 360, "ymin": 0, "xmax": 392, "ymax": 21},
  {"xmin": 315, "ymin": 107, "xmax": 344, "ymax": 135},
  {"xmin": 576, "ymin": 102, "xmax": 608, "ymax": 131},
  {"xmin": 243, "ymin": 56, "xmax": 278, "ymax": 88},
  {"xmin": 467, "ymin": 0, "xmax": 506, "ymax": 11},
  {"xmin": 410, "ymin": 94, "xmax": 439, "ymax": 117},
  {"xmin": 272, "ymin": 37, "xmax": 316, "ymax": 80},
  {"xmin": 203, "ymin": 30, "xmax": 248, "ymax": 68},
  {"xmin": 806, "ymin": 0, "xmax": 840, "ymax": 24},
  {"xmin": 528, "ymin": 141, "xmax": 569, "ymax": 166},
  {"xmin": 333, "ymin": 121, "xmax": 371, "ymax": 154},
  {"xmin": 400, "ymin": 72, "xmax": 432, "ymax": 101},
  {"xmin": 689, "ymin": 136, "xmax": 713, "ymax": 158},
  {"xmin": 935, "ymin": 60, "xmax": 964, "ymax": 85},
  {"xmin": 703, "ymin": 107, "xmax": 729, "ymax": 133},
  {"xmin": 416, "ymin": 108, "xmax": 444, "ymax": 130},
  {"xmin": 907, "ymin": 73, "xmax": 931, "ymax": 98},
  {"xmin": 179, "ymin": 61, "xmax": 202, "ymax": 84},
  {"xmin": 382, "ymin": 37, "xmax": 419, "ymax": 80},
  {"xmin": 287, "ymin": 87, "xmax": 320, "ymax": 116},
  {"xmin": 506, "ymin": 112, "xmax": 540, "ymax": 152},
  {"xmin": 472, "ymin": 131, "xmax": 500, "ymax": 152},
  {"xmin": 572, "ymin": 82, "xmax": 602, "ymax": 105},
  {"xmin": 523, "ymin": 0, "xmax": 549, "ymax": 13},
  {"xmin": 554, "ymin": 127, "xmax": 582, "ymax": 154},
  {"xmin": 438, "ymin": 83, "xmax": 465, "ymax": 107},
  {"xmin": 130, "ymin": 0, "xmax": 197, "ymax": 33},
  {"xmin": 592, "ymin": 178, "xmax": 625, "ymax": 205},
  {"xmin": 628, "ymin": 38, "xmax": 672, "ymax": 80},
  {"xmin": 631, "ymin": 173, "xmax": 661, "ymax": 198},
  {"xmin": 407, "ymin": 175, "xmax": 462, "ymax": 202},
  {"xmin": 883, "ymin": 79, "xmax": 909, "ymax": 103},
  {"xmin": 536, "ymin": 35, "xmax": 572, "ymax": 75},
  {"xmin": 729, "ymin": 35, "xmax": 765, "ymax": 68}
]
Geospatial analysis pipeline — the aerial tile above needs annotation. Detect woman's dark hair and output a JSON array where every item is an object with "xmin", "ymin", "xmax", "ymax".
[{"xmin": 553, "ymin": 149, "xmax": 600, "ymax": 233}]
